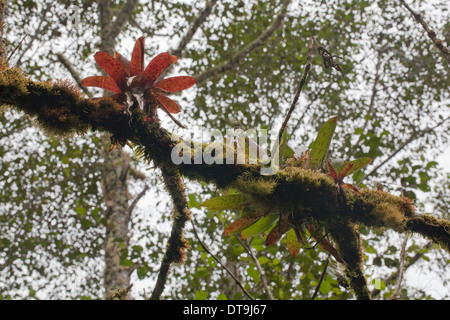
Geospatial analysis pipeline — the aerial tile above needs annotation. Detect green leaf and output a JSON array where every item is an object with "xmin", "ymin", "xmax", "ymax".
[
  {"xmin": 195, "ymin": 290, "xmax": 208, "ymax": 300},
  {"xmin": 257, "ymin": 256, "xmax": 270, "ymax": 265},
  {"xmin": 319, "ymin": 279, "xmax": 331, "ymax": 295},
  {"xmin": 188, "ymin": 194, "xmax": 201, "ymax": 208},
  {"xmin": 120, "ymin": 259, "xmax": 134, "ymax": 267},
  {"xmin": 309, "ymin": 116, "xmax": 338, "ymax": 169},
  {"xmin": 286, "ymin": 228, "xmax": 302, "ymax": 257},
  {"xmin": 217, "ymin": 293, "xmax": 228, "ymax": 300},
  {"xmin": 224, "ymin": 209, "xmax": 263, "ymax": 236},
  {"xmin": 247, "ymin": 266, "xmax": 260, "ymax": 282},
  {"xmin": 74, "ymin": 206, "xmax": 86, "ymax": 217},
  {"xmin": 372, "ymin": 278, "xmax": 386, "ymax": 291},
  {"xmin": 338, "ymin": 157, "xmax": 372, "ymax": 177},
  {"xmin": 241, "ymin": 214, "xmax": 278, "ymax": 239},
  {"xmin": 279, "ymin": 129, "xmax": 295, "ymax": 163},
  {"xmin": 201, "ymin": 194, "xmax": 250, "ymax": 211}
]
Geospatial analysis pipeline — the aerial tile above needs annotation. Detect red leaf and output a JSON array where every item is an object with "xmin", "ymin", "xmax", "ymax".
[
  {"xmin": 338, "ymin": 162, "xmax": 354, "ymax": 180},
  {"xmin": 265, "ymin": 221, "xmax": 290, "ymax": 246},
  {"xmin": 157, "ymin": 95, "xmax": 181, "ymax": 114},
  {"xmin": 130, "ymin": 37, "xmax": 145, "ymax": 76},
  {"xmin": 113, "ymin": 52, "xmax": 131, "ymax": 75},
  {"xmin": 141, "ymin": 52, "xmax": 176, "ymax": 87},
  {"xmin": 94, "ymin": 51, "xmax": 128, "ymax": 90},
  {"xmin": 81, "ymin": 76, "xmax": 121, "ymax": 93},
  {"xmin": 306, "ymin": 225, "xmax": 345, "ymax": 264},
  {"xmin": 265, "ymin": 225, "xmax": 280, "ymax": 246},
  {"xmin": 155, "ymin": 76, "xmax": 197, "ymax": 93},
  {"xmin": 224, "ymin": 212, "xmax": 262, "ymax": 236},
  {"xmin": 326, "ymin": 159, "xmax": 338, "ymax": 182},
  {"xmin": 342, "ymin": 183, "xmax": 361, "ymax": 194}
]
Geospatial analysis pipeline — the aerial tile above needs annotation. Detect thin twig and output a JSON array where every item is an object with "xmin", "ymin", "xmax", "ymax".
[
  {"xmin": 190, "ymin": 218, "xmax": 254, "ymax": 300},
  {"xmin": 360, "ymin": 115, "xmax": 450, "ymax": 182},
  {"xmin": 126, "ymin": 184, "xmax": 149, "ymax": 219},
  {"xmin": 390, "ymin": 235, "xmax": 409, "ymax": 300},
  {"xmin": 235, "ymin": 236, "xmax": 274, "ymax": 300},
  {"xmin": 371, "ymin": 242, "xmax": 433, "ymax": 298},
  {"xmin": 7, "ymin": 35, "xmax": 27, "ymax": 62},
  {"xmin": 194, "ymin": 0, "xmax": 291, "ymax": 85},
  {"xmin": 311, "ymin": 255, "xmax": 330, "ymax": 300},
  {"xmin": 172, "ymin": 0, "xmax": 218, "ymax": 58},
  {"xmin": 277, "ymin": 37, "xmax": 314, "ymax": 144},
  {"xmin": 400, "ymin": 0, "xmax": 450, "ymax": 66},
  {"xmin": 15, "ymin": 3, "xmax": 49, "ymax": 67}
]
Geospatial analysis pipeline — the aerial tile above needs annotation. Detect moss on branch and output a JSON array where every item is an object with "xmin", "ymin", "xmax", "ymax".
[
  {"xmin": 1, "ymin": 66, "xmax": 449, "ymax": 299},
  {"xmin": 1, "ymin": 65, "xmax": 448, "ymax": 250}
]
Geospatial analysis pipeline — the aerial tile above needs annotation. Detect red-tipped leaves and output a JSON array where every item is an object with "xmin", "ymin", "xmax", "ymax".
[
  {"xmin": 155, "ymin": 76, "xmax": 197, "ymax": 93},
  {"xmin": 157, "ymin": 95, "xmax": 181, "ymax": 114},
  {"xmin": 81, "ymin": 76, "xmax": 121, "ymax": 94},
  {"xmin": 130, "ymin": 37, "xmax": 145, "ymax": 76},
  {"xmin": 94, "ymin": 52, "xmax": 128, "ymax": 90},
  {"xmin": 141, "ymin": 52, "xmax": 177, "ymax": 86},
  {"xmin": 113, "ymin": 52, "xmax": 131, "ymax": 75}
]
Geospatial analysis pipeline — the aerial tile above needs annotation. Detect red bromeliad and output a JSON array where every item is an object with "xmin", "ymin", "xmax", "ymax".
[
  {"xmin": 326, "ymin": 159, "xmax": 360, "ymax": 194},
  {"xmin": 81, "ymin": 37, "xmax": 196, "ymax": 128}
]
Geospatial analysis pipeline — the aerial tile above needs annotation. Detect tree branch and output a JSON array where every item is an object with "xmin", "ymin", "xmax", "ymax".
[
  {"xmin": 172, "ymin": 0, "xmax": 218, "ymax": 58},
  {"xmin": 360, "ymin": 115, "xmax": 450, "ymax": 182},
  {"xmin": 150, "ymin": 166, "xmax": 191, "ymax": 300},
  {"xmin": 194, "ymin": 0, "xmax": 291, "ymax": 85},
  {"xmin": 235, "ymin": 237, "xmax": 274, "ymax": 300},
  {"xmin": 191, "ymin": 217, "xmax": 254, "ymax": 300},
  {"xmin": 400, "ymin": 0, "xmax": 450, "ymax": 66},
  {"xmin": 371, "ymin": 242, "xmax": 433, "ymax": 298},
  {"xmin": 126, "ymin": 183, "xmax": 149, "ymax": 219},
  {"xmin": 390, "ymin": 235, "xmax": 408, "ymax": 300},
  {"xmin": 311, "ymin": 255, "xmax": 330, "ymax": 300},
  {"xmin": 277, "ymin": 37, "xmax": 314, "ymax": 143},
  {"xmin": 1, "ymin": 68, "xmax": 449, "ymax": 299},
  {"xmin": 107, "ymin": 0, "xmax": 139, "ymax": 42}
]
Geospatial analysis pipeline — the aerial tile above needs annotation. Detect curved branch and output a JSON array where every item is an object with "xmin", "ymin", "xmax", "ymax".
[
  {"xmin": 172, "ymin": 0, "xmax": 218, "ymax": 58},
  {"xmin": 194, "ymin": 0, "xmax": 291, "ymax": 85},
  {"xmin": 107, "ymin": 0, "xmax": 139, "ymax": 41},
  {"xmin": 191, "ymin": 217, "xmax": 254, "ymax": 300},
  {"xmin": 150, "ymin": 166, "xmax": 191, "ymax": 300},
  {"xmin": 400, "ymin": 0, "xmax": 450, "ymax": 66}
]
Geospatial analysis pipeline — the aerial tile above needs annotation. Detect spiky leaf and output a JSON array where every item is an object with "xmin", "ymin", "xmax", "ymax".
[
  {"xmin": 201, "ymin": 194, "xmax": 250, "ymax": 211},
  {"xmin": 241, "ymin": 214, "xmax": 278, "ymax": 239},
  {"xmin": 309, "ymin": 116, "xmax": 338, "ymax": 169},
  {"xmin": 224, "ymin": 210, "xmax": 263, "ymax": 236},
  {"xmin": 338, "ymin": 157, "xmax": 372, "ymax": 177},
  {"xmin": 286, "ymin": 228, "xmax": 303, "ymax": 257}
]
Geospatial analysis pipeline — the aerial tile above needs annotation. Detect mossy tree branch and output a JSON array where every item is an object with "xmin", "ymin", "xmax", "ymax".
[
  {"xmin": 1, "ymin": 65, "xmax": 449, "ymax": 299},
  {"xmin": 150, "ymin": 166, "xmax": 191, "ymax": 300}
]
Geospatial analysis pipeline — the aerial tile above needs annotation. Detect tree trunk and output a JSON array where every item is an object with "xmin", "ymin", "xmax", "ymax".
[
  {"xmin": 101, "ymin": 138, "xmax": 132, "ymax": 299},
  {"xmin": 98, "ymin": 0, "xmax": 134, "ymax": 299}
]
